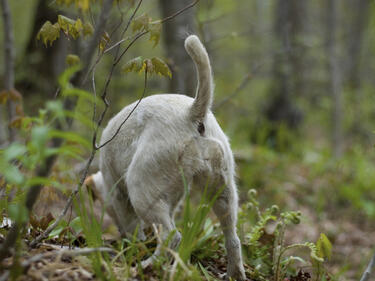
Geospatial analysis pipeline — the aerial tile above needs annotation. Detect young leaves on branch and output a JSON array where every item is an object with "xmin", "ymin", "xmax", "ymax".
[
  {"xmin": 36, "ymin": 21, "xmax": 60, "ymax": 46},
  {"xmin": 132, "ymin": 13, "xmax": 162, "ymax": 47},
  {"xmin": 58, "ymin": 15, "xmax": 83, "ymax": 39},
  {"xmin": 123, "ymin": 56, "xmax": 172, "ymax": 78},
  {"xmin": 37, "ymin": 16, "xmax": 93, "ymax": 47}
]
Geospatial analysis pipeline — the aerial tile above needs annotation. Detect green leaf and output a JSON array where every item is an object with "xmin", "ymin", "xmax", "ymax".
[
  {"xmin": 83, "ymin": 22, "xmax": 94, "ymax": 36},
  {"xmin": 66, "ymin": 54, "xmax": 81, "ymax": 66},
  {"xmin": 0, "ymin": 164, "xmax": 25, "ymax": 185},
  {"xmin": 77, "ymin": 0, "xmax": 90, "ymax": 11},
  {"xmin": 48, "ymin": 130, "xmax": 91, "ymax": 149},
  {"xmin": 122, "ymin": 56, "xmax": 145, "ymax": 74},
  {"xmin": 62, "ymin": 88, "xmax": 100, "ymax": 104},
  {"xmin": 9, "ymin": 204, "xmax": 29, "ymax": 224},
  {"xmin": 99, "ymin": 31, "xmax": 110, "ymax": 52},
  {"xmin": 46, "ymin": 100, "xmax": 64, "ymax": 117},
  {"xmin": 31, "ymin": 126, "xmax": 50, "ymax": 149},
  {"xmin": 26, "ymin": 177, "xmax": 65, "ymax": 190},
  {"xmin": 149, "ymin": 22, "xmax": 161, "ymax": 47},
  {"xmin": 58, "ymin": 64, "xmax": 82, "ymax": 89},
  {"xmin": 58, "ymin": 15, "xmax": 75, "ymax": 33},
  {"xmin": 150, "ymin": 57, "xmax": 172, "ymax": 78},
  {"xmin": 132, "ymin": 13, "xmax": 150, "ymax": 32},
  {"xmin": 70, "ymin": 217, "xmax": 83, "ymax": 234},
  {"xmin": 58, "ymin": 15, "xmax": 83, "ymax": 39},
  {"xmin": 48, "ymin": 219, "xmax": 68, "ymax": 238},
  {"xmin": 3, "ymin": 143, "xmax": 27, "ymax": 162},
  {"xmin": 37, "ymin": 21, "xmax": 60, "ymax": 46},
  {"xmin": 316, "ymin": 233, "xmax": 332, "ymax": 260}
]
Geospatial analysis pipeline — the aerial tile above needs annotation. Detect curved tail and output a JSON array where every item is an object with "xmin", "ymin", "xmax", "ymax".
[{"xmin": 184, "ymin": 35, "xmax": 213, "ymax": 122}]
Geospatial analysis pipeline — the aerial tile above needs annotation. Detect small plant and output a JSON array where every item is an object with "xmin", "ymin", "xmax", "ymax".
[{"xmin": 240, "ymin": 189, "xmax": 332, "ymax": 281}]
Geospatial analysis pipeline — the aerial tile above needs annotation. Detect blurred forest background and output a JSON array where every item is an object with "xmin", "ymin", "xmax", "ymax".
[{"xmin": 0, "ymin": 0, "xmax": 375, "ymax": 280}]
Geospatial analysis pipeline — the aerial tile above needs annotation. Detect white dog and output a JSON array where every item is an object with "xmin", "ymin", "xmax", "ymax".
[{"xmin": 85, "ymin": 35, "xmax": 246, "ymax": 280}]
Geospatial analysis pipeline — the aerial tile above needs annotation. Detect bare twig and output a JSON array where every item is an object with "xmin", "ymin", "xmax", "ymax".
[
  {"xmin": 98, "ymin": 66, "xmax": 148, "ymax": 149},
  {"xmin": 159, "ymin": 0, "xmax": 199, "ymax": 24},
  {"xmin": 213, "ymin": 73, "xmax": 253, "ymax": 110},
  {"xmin": 0, "ymin": 0, "xmax": 17, "ymax": 142},
  {"xmin": 83, "ymin": 0, "xmax": 114, "ymax": 71},
  {"xmin": 360, "ymin": 251, "xmax": 375, "ymax": 281}
]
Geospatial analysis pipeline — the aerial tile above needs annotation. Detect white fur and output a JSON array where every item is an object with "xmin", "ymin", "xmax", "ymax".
[{"xmin": 90, "ymin": 35, "xmax": 245, "ymax": 280}]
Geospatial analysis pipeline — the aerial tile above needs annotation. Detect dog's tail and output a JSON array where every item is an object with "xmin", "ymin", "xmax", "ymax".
[{"xmin": 184, "ymin": 35, "xmax": 213, "ymax": 122}]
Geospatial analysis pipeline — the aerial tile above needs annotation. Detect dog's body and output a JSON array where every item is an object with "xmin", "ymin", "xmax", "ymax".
[{"xmin": 86, "ymin": 35, "xmax": 245, "ymax": 280}]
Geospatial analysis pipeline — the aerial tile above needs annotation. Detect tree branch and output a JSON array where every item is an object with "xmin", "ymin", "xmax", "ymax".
[
  {"xmin": 0, "ymin": 247, "xmax": 116, "ymax": 281},
  {"xmin": 98, "ymin": 64, "xmax": 148, "ymax": 149},
  {"xmin": 159, "ymin": 0, "xmax": 199, "ymax": 24}
]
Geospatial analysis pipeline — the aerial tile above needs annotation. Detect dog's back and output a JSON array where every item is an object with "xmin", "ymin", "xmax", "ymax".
[{"xmin": 98, "ymin": 34, "xmax": 232, "ymax": 201}]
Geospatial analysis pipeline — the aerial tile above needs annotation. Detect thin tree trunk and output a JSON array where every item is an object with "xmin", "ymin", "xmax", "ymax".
[
  {"xmin": 326, "ymin": 0, "xmax": 343, "ymax": 158},
  {"xmin": 0, "ymin": 0, "xmax": 16, "ymax": 142},
  {"xmin": 265, "ymin": 0, "xmax": 303, "ymax": 131},
  {"xmin": 346, "ymin": 0, "xmax": 370, "ymax": 135},
  {"xmin": 159, "ymin": 0, "xmax": 196, "ymax": 96}
]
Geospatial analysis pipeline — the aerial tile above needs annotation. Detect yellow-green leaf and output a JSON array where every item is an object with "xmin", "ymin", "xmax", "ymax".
[
  {"xmin": 150, "ymin": 57, "xmax": 172, "ymax": 78},
  {"xmin": 316, "ymin": 233, "xmax": 332, "ymax": 260},
  {"xmin": 0, "ymin": 90, "xmax": 8, "ymax": 104},
  {"xmin": 145, "ymin": 59, "xmax": 154, "ymax": 73},
  {"xmin": 149, "ymin": 22, "xmax": 161, "ymax": 47},
  {"xmin": 123, "ymin": 57, "xmax": 145, "ymax": 74},
  {"xmin": 37, "ymin": 21, "xmax": 61, "ymax": 46},
  {"xmin": 77, "ymin": 0, "xmax": 90, "ymax": 11},
  {"xmin": 83, "ymin": 22, "xmax": 94, "ymax": 36},
  {"xmin": 66, "ymin": 54, "xmax": 81, "ymax": 66},
  {"xmin": 58, "ymin": 15, "xmax": 75, "ymax": 34},
  {"xmin": 58, "ymin": 15, "xmax": 83, "ymax": 39},
  {"xmin": 132, "ymin": 13, "xmax": 150, "ymax": 32},
  {"xmin": 99, "ymin": 31, "xmax": 110, "ymax": 52},
  {"xmin": 72, "ymin": 18, "xmax": 83, "ymax": 39}
]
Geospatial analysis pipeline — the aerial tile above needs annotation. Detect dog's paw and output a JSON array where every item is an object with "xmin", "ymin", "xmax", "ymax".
[{"xmin": 226, "ymin": 264, "xmax": 246, "ymax": 281}]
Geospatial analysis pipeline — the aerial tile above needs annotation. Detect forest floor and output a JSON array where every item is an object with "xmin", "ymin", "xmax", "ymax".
[{"xmin": 1, "ymin": 144, "xmax": 374, "ymax": 281}]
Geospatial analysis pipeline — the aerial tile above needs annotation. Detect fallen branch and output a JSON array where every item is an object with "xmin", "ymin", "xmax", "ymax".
[{"xmin": 0, "ymin": 247, "xmax": 116, "ymax": 281}]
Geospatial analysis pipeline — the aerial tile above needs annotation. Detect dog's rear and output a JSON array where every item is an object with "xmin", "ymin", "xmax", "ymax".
[{"xmin": 87, "ymin": 35, "xmax": 245, "ymax": 280}]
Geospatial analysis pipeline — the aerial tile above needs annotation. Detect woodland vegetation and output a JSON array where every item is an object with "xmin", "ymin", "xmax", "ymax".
[{"xmin": 0, "ymin": 0, "xmax": 375, "ymax": 280}]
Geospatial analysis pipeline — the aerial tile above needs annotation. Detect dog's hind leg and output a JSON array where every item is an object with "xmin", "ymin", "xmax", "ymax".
[
  {"xmin": 213, "ymin": 181, "xmax": 245, "ymax": 281},
  {"xmin": 125, "ymin": 161, "xmax": 183, "ymax": 267},
  {"xmin": 98, "ymin": 165, "xmax": 145, "ymax": 240}
]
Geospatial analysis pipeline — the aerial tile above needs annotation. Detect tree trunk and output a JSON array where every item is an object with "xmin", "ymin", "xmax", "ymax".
[
  {"xmin": 326, "ymin": 0, "xmax": 343, "ymax": 158},
  {"xmin": 265, "ymin": 0, "xmax": 304, "ymax": 130},
  {"xmin": 0, "ymin": 0, "xmax": 16, "ymax": 142},
  {"xmin": 19, "ymin": 0, "xmax": 69, "ymax": 100},
  {"xmin": 345, "ymin": 0, "xmax": 370, "ymax": 136},
  {"xmin": 159, "ymin": 0, "xmax": 197, "ymax": 97}
]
